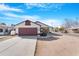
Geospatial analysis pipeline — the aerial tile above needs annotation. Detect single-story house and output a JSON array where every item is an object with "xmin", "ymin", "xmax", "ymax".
[
  {"xmin": 14, "ymin": 20, "xmax": 53, "ymax": 36},
  {"xmin": 68, "ymin": 27, "xmax": 79, "ymax": 33},
  {"xmin": 14, "ymin": 20, "xmax": 41, "ymax": 36},
  {"xmin": 0, "ymin": 24, "xmax": 10, "ymax": 35}
]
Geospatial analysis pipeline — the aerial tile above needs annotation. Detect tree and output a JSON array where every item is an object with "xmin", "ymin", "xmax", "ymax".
[
  {"xmin": 63, "ymin": 18, "xmax": 72, "ymax": 28},
  {"xmin": 11, "ymin": 24, "xmax": 15, "ymax": 27},
  {"xmin": 54, "ymin": 27, "xmax": 59, "ymax": 32},
  {"xmin": 73, "ymin": 17, "xmax": 79, "ymax": 27},
  {"xmin": 63, "ymin": 18, "xmax": 79, "ymax": 29},
  {"xmin": 59, "ymin": 26, "xmax": 64, "ymax": 31},
  {"xmin": 0, "ymin": 23, "xmax": 6, "ymax": 25}
]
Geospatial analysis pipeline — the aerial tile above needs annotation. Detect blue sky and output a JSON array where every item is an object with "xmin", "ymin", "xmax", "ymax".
[{"xmin": 0, "ymin": 3, "xmax": 79, "ymax": 27}]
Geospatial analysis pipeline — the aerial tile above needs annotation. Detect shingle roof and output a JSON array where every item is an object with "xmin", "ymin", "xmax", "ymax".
[
  {"xmin": 35, "ymin": 21, "xmax": 49, "ymax": 26},
  {"xmin": 15, "ymin": 20, "xmax": 41, "ymax": 26},
  {"xmin": 35, "ymin": 21, "xmax": 53, "ymax": 27}
]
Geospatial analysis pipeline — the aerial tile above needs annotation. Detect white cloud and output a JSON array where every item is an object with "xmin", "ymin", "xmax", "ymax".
[
  {"xmin": 2, "ymin": 12, "xmax": 41, "ymax": 21},
  {"xmin": 4, "ymin": 13, "xmax": 20, "ymax": 18},
  {"xmin": 0, "ymin": 4, "xmax": 23, "ymax": 12},
  {"xmin": 25, "ymin": 3, "xmax": 64, "ymax": 10},
  {"xmin": 42, "ymin": 19, "xmax": 62, "ymax": 27},
  {"xmin": 3, "ymin": 12, "xmax": 41, "ymax": 21},
  {"xmin": 22, "ymin": 15, "xmax": 41, "ymax": 21},
  {"xmin": 25, "ymin": 3, "xmax": 48, "ymax": 9},
  {"xmin": 1, "ymin": 11, "xmax": 62, "ymax": 27}
]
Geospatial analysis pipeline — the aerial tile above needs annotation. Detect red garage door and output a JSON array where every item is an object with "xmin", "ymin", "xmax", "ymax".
[{"xmin": 19, "ymin": 28, "xmax": 37, "ymax": 36}]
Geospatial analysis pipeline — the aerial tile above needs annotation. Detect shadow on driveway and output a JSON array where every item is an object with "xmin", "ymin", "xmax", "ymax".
[
  {"xmin": 18, "ymin": 36, "xmax": 37, "ymax": 39},
  {"xmin": 18, "ymin": 35, "xmax": 59, "ymax": 41},
  {"xmin": 17, "ymin": 32, "xmax": 62, "ymax": 41}
]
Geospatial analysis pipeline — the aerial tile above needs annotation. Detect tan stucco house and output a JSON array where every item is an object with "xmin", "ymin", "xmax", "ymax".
[
  {"xmin": 14, "ymin": 20, "xmax": 41, "ymax": 36},
  {"xmin": 68, "ymin": 27, "xmax": 79, "ymax": 33},
  {"xmin": 14, "ymin": 20, "xmax": 53, "ymax": 36}
]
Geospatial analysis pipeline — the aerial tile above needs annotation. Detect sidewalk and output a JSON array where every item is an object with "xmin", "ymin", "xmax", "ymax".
[
  {"xmin": 65, "ymin": 33, "xmax": 79, "ymax": 37},
  {"xmin": 0, "ymin": 36, "xmax": 37, "ymax": 56}
]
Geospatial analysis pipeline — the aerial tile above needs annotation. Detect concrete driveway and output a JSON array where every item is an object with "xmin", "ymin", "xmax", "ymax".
[{"xmin": 0, "ymin": 36, "xmax": 37, "ymax": 56}]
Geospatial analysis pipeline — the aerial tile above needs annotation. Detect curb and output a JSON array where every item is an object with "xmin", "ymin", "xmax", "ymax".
[{"xmin": 34, "ymin": 37, "xmax": 38, "ymax": 56}]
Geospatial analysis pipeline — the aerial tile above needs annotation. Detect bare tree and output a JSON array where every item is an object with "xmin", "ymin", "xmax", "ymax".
[
  {"xmin": 73, "ymin": 17, "xmax": 79, "ymax": 27},
  {"xmin": 63, "ymin": 17, "xmax": 79, "ymax": 29},
  {"xmin": 63, "ymin": 18, "xmax": 72, "ymax": 28}
]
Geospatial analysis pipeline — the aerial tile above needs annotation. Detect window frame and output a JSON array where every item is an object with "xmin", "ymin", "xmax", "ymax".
[
  {"xmin": 25, "ymin": 21, "xmax": 31, "ymax": 25},
  {"xmin": 0, "ymin": 29, "xmax": 3, "ymax": 32}
]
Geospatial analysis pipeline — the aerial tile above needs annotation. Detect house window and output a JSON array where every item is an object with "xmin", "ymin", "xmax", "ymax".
[
  {"xmin": 25, "ymin": 20, "xmax": 31, "ymax": 25},
  {"xmin": 40, "ymin": 28, "xmax": 43, "ymax": 32},
  {"xmin": 5, "ymin": 29, "xmax": 8, "ymax": 32},
  {"xmin": 0, "ymin": 29, "xmax": 3, "ymax": 32}
]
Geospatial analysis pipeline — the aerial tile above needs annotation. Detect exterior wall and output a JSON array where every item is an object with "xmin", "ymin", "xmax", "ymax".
[
  {"xmin": 67, "ymin": 29, "xmax": 73, "ymax": 33},
  {"xmin": 0, "ymin": 28, "xmax": 5, "ymax": 35},
  {"xmin": 0, "ymin": 28, "xmax": 9, "ymax": 35},
  {"xmin": 72, "ymin": 29, "xmax": 79, "ymax": 33},
  {"xmin": 67, "ymin": 29, "xmax": 79, "ymax": 33},
  {"xmin": 40, "ymin": 27, "xmax": 49, "ymax": 33},
  {"xmin": 40, "ymin": 25, "xmax": 49, "ymax": 32},
  {"xmin": 35, "ymin": 21, "xmax": 50, "ymax": 32},
  {"xmin": 15, "ymin": 22, "xmax": 40, "ymax": 34},
  {"xmin": 40, "ymin": 24, "xmax": 48, "ymax": 28},
  {"xmin": 49, "ymin": 27, "xmax": 53, "ymax": 32},
  {"xmin": 40, "ymin": 26, "xmax": 53, "ymax": 33}
]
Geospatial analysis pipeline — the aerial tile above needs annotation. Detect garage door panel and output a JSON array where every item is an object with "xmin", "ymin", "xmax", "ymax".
[{"xmin": 19, "ymin": 28, "xmax": 37, "ymax": 36}]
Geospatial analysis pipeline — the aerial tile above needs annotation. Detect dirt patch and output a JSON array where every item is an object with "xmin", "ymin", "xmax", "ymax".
[
  {"xmin": 35, "ymin": 34, "xmax": 79, "ymax": 56},
  {"xmin": 0, "ymin": 36, "xmax": 15, "ymax": 42}
]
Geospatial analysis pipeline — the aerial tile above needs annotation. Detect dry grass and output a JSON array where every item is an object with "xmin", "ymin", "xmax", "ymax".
[{"xmin": 0, "ymin": 36, "xmax": 15, "ymax": 42}]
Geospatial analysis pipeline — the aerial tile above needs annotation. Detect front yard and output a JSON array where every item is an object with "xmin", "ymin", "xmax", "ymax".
[
  {"xmin": 0, "ymin": 32, "xmax": 79, "ymax": 56},
  {"xmin": 0, "ymin": 36, "xmax": 15, "ymax": 42},
  {"xmin": 35, "ymin": 32, "xmax": 79, "ymax": 56}
]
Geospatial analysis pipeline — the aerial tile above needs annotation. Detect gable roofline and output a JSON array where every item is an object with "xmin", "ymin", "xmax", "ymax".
[
  {"xmin": 35, "ymin": 21, "xmax": 50, "ymax": 27},
  {"xmin": 14, "ymin": 20, "xmax": 41, "ymax": 27}
]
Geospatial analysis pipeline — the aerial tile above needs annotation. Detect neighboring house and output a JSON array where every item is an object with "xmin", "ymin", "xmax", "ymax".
[
  {"xmin": 35, "ymin": 21, "xmax": 53, "ymax": 33},
  {"xmin": 14, "ymin": 20, "xmax": 41, "ymax": 36},
  {"xmin": 68, "ymin": 27, "xmax": 79, "ymax": 33},
  {"xmin": 0, "ymin": 24, "xmax": 9, "ymax": 35}
]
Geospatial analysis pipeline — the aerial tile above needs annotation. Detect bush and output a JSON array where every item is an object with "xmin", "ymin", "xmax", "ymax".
[
  {"xmin": 40, "ymin": 32, "xmax": 47, "ymax": 36},
  {"xmin": 59, "ymin": 27, "xmax": 64, "ymax": 31},
  {"xmin": 64, "ymin": 30, "xmax": 68, "ymax": 33}
]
